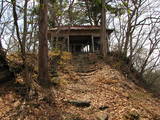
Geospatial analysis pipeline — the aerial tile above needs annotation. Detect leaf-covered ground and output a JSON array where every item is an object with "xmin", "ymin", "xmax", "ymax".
[
  {"xmin": 55, "ymin": 54, "xmax": 160, "ymax": 120},
  {"xmin": 0, "ymin": 53, "xmax": 160, "ymax": 120}
]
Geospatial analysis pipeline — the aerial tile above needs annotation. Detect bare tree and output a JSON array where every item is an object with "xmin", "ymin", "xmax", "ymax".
[
  {"xmin": 111, "ymin": 0, "xmax": 160, "ymax": 75},
  {"xmin": 11, "ymin": 0, "xmax": 24, "ymax": 55},
  {"xmin": 11, "ymin": 0, "xmax": 30, "ymax": 84}
]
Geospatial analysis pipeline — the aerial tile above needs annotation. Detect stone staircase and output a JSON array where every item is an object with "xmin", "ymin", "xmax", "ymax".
[
  {"xmin": 60, "ymin": 53, "xmax": 110, "ymax": 120},
  {"xmin": 63, "ymin": 53, "xmax": 102, "ymax": 85},
  {"xmin": 71, "ymin": 53, "xmax": 99, "ymax": 80}
]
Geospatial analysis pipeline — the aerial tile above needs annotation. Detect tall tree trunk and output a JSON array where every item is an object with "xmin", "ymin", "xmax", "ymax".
[
  {"xmin": 11, "ymin": 0, "xmax": 23, "ymax": 54},
  {"xmin": 12, "ymin": 0, "xmax": 29, "ymax": 85},
  {"xmin": 22, "ymin": 0, "xmax": 29, "ymax": 85},
  {"xmin": 123, "ymin": 2, "xmax": 137, "ymax": 57},
  {"xmin": 0, "ymin": 39, "xmax": 2, "ymax": 51},
  {"xmin": 22, "ymin": 0, "xmax": 28, "ymax": 57},
  {"xmin": 0, "ymin": 0, "xmax": 3, "ymax": 51},
  {"xmin": 123, "ymin": 23, "xmax": 131, "ymax": 57},
  {"xmin": 100, "ymin": 0, "xmax": 108, "ymax": 58},
  {"xmin": 38, "ymin": 0, "xmax": 49, "ymax": 86},
  {"xmin": 11, "ymin": 0, "xmax": 28, "ymax": 58}
]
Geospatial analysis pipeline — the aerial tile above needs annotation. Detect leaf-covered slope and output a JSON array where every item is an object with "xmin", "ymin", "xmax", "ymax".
[
  {"xmin": 55, "ymin": 54, "xmax": 160, "ymax": 120},
  {"xmin": 0, "ymin": 53, "xmax": 160, "ymax": 120}
]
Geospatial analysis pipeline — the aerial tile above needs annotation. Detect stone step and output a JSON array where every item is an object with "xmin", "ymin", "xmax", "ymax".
[
  {"xmin": 77, "ymin": 71, "xmax": 96, "ymax": 76},
  {"xmin": 65, "ymin": 100, "xmax": 91, "ymax": 108}
]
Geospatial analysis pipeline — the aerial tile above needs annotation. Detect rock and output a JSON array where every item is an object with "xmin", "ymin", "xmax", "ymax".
[
  {"xmin": 99, "ymin": 106, "xmax": 109, "ymax": 111},
  {"xmin": 0, "ymin": 54, "xmax": 14, "ymax": 83},
  {"xmin": 124, "ymin": 108, "xmax": 140, "ymax": 120},
  {"xmin": 66, "ymin": 100, "xmax": 91, "ymax": 108},
  {"xmin": 95, "ymin": 112, "xmax": 109, "ymax": 120}
]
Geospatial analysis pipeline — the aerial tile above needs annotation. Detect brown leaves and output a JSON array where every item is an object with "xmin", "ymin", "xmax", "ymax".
[{"xmin": 1, "ymin": 54, "xmax": 160, "ymax": 119}]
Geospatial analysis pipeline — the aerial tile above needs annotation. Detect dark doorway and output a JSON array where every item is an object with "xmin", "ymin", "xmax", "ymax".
[{"xmin": 69, "ymin": 36, "xmax": 92, "ymax": 53}]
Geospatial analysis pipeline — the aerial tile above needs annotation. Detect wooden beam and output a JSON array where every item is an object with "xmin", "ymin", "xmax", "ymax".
[
  {"xmin": 50, "ymin": 31, "xmax": 101, "ymax": 37},
  {"xmin": 91, "ymin": 35, "xmax": 95, "ymax": 53},
  {"xmin": 67, "ymin": 35, "xmax": 70, "ymax": 52}
]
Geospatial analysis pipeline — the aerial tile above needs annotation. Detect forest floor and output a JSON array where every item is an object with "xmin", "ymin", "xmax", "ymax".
[{"xmin": 0, "ymin": 53, "xmax": 160, "ymax": 120}]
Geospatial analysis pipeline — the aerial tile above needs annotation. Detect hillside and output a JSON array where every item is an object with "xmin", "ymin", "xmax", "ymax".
[{"xmin": 0, "ymin": 53, "xmax": 160, "ymax": 120}]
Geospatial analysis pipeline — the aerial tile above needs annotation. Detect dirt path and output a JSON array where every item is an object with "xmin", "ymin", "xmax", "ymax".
[{"xmin": 56, "ymin": 54, "xmax": 160, "ymax": 120}]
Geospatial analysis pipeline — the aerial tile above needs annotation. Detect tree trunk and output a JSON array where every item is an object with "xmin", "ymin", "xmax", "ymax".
[
  {"xmin": 0, "ymin": 39, "xmax": 2, "ymax": 50},
  {"xmin": 11, "ymin": 0, "xmax": 23, "ymax": 54},
  {"xmin": 12, "ymin": 0, "xmax": 29, "ymax": 85},
  {"xmin": 100, "ymin": 0, "xmax": 108, "ymax": 58},
  {"xmin": 22, "ymin": 0, "xmax": 30, "ymax": 85},
  {"xmin": 22, "ymin": 0, "xmax": 28, "ymax": 57},
  {"xmin": 38, "ymin": 0, "xmax": 49, "ymax": 87},
  {"xmin": 123, "ymin": 23, "xmax": 131, "ymax": 57},
  {"xmin": 123, "ymin": 3, "xmax": 137, "ymax": 57}
]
